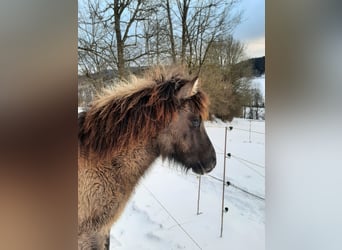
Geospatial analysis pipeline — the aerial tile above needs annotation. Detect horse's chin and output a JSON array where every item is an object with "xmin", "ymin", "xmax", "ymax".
[
  {"xmin": 191, "ymin": 162, "xmax": 215, "ymax": 175},
  {"xmin": 191, "ymin": 167, "xmax": 205, "ymax": 175}
]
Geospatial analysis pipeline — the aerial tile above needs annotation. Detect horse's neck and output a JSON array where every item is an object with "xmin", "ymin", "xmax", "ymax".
[{"xmin": 110, "ymin": 141, "xmax": 159, "ymax": 187}]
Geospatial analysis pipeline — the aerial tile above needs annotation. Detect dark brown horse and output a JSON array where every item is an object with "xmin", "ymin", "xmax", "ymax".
[{"xmin": 78, "ymin": 67, "xmax": 216, "ymax": 249}]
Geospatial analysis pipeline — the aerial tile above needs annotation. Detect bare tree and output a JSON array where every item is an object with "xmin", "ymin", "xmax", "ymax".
[
  {"xmin": 78, "ymin": 0, "xmax": 243, "ymax": 79},
  {"xmin": 164, "ymin": 0, "xmax": 177, "ymax": 63},
  {"xmin": 78, "ymin": 0, "xmax": 115, "ymax": 91},
  {"xmin": 78, "ymin": 0, "xmax": 161, "ymax": 79},
  {"xmin": 78, "ymin": 0, "xmax": 110, "ymax": 76},
  {"xmin": 110, "ymin": 0, "xmax": 155, "ymax": 78},
  {"xmin": 161, "ymin": 0, "xmax": 241, "ymax": 71},
  {"xmin": 141, "ymin": 3, "xmax": 171, "ymax": 65}
]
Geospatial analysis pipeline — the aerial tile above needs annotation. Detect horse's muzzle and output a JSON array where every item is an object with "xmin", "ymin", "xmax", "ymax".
[{"xmin": 192, "ymin": 157, "xmax": 216, "ymax": 175}]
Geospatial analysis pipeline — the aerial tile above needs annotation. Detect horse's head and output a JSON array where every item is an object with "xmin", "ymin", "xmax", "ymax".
[{"xmin": 156, "ymin": 77, "xmax": 216, "ymax": 175}]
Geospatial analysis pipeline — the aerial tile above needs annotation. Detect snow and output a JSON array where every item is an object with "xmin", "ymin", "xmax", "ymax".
[
  {"xmin": 78, "ymin": 107, "xmax": 86, "ymax": 113},
  {"xmin": 109, "ymin": 118, "xmax": 265, "ymax": 250},
  {"xmin": 251, "ymin": 74, "xmax": 265, "ymax": 98}
]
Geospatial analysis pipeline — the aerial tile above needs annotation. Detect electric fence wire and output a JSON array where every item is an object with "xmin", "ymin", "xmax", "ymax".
[
  {"xmin": 205, "ymin": 124, "xmax": 264, "ymax": 135},
  {"xmin": 142, "ymin": 184, "xmax": 203, "ymax": 250},
  {"xmin": 231, "ymin": 155, "xmax": 265, "ymax": 168},
  {"xmin": 231, "ymin": 156, "xmax": 265, "ymax": 178},
  {"xmin": 206, "ymin": 174, "xmax": 265, "ymax": 201}
]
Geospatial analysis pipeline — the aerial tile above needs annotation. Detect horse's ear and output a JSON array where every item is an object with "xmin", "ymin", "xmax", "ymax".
[{"xmin": 176, "ymin": 76, "xmax": 200, "ymax": 99}]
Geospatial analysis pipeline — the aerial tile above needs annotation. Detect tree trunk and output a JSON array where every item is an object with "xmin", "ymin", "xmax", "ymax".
[
  {"xmin": 114, "ymin": 0, "xmax": 125, "ymax": 79},
  {"xmin": 166, "ymin": 0, "xmax": 176, "ymax": 63},
  {"xmin": 180, "ymin": 0, "xmax": 189, "ymax": 64}
]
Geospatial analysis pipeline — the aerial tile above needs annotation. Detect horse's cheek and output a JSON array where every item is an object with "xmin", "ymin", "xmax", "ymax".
[{"xmin": 157, "ymin": 132, "xmax": 173, "ymax": 156}]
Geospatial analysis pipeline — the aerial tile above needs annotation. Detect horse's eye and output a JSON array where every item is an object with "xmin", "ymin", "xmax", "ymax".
[{"xmin": 192, "ymin": 118, "xmax": 201, "ymax": 128}]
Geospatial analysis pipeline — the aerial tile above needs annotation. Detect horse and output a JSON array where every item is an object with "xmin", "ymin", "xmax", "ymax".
[{"xmin": 78, "ymin": 67, "xmax": 216, "ymax": 249}]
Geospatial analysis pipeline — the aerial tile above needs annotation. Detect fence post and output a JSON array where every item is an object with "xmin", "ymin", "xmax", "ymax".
[
  {"xmin": 196, "ymin": 175, "xmax": 202, "ymax": 215},
  {"xmin": 249, "ymin": 120, "xmax": 252, "ymax": 143},
  {"xmin": 220, "ymin": 126, "xmax": 229, "ymax": 237}
]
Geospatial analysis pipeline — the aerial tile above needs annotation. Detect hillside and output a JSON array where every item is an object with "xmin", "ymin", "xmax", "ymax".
[{"xmin": 247, "ymin": 56, "xmax": 265, "ymax": 76}]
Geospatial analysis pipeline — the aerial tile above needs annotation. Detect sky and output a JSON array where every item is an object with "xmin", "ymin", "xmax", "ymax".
[{"xmin": 233, "ymin": 0, "xmax": 265, "ymax": 58}]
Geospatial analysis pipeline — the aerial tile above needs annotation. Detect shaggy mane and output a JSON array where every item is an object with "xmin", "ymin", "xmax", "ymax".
[{"xmin": 78, "ymin": 66, "xmax": 209, "ymax": 160}]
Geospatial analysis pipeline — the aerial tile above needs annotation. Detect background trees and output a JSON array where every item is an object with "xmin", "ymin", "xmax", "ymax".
[
  {"xmin": 78, "ymin": 0, "xmax": 264, "ymax": 120},
  {"xmin": 78, "ymin": 0, "xmax": 160, "ymax": 79},
  {"xmin": 78, "ymin": 0, "xmax": 241, "ymax": 76},
  {"xmin": 200, "ymin": 35, "xmax": 253, "ymax": 120}
]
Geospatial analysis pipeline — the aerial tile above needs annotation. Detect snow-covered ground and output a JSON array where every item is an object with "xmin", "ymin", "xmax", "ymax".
[
  {"xmin": 110, "ymin": 118, "xmax": 265, "ymax": 250},
  {"xmin": 251, "ymin": 74, "xmax": 265, "ymax": 98}
]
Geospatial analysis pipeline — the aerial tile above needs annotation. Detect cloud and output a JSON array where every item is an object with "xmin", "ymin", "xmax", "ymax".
[
  {"xmin": 244, "ymin": 36, "xmax": 265, "ymax": 58},
  {"xmin": 232, "ymin": 0, "xmax": 265, "ymax": 58}
]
